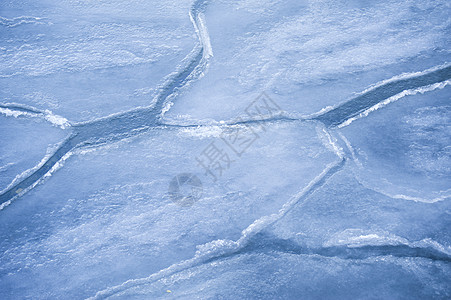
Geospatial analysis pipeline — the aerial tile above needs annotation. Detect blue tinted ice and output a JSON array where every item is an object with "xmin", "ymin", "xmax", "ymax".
[{"xmin": 1, "ymin": 0, "xmax": 450, "ymax": 299}]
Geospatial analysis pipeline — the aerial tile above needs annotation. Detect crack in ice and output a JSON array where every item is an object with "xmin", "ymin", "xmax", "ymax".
[
  {"xmin": 87, "ymin": 158, "xmax": 346, "ymax": 299},
  {"xmin": 0, "ymin": 0, "xmax": 212, "ymax": 209},
  {"xmin": 1, "ymin": 1, "xmax": 449, "ymax": 297},
  {"xmin": 85, "ymin": 62, "xmax": 451, "ymax": 298},
  {"xmin": 1, "ymin": 54, "xmax": 449, "ymax": 207},
  {"xmin": 0, "ymin": 103, "xmax": 71, "ymax": 129}
]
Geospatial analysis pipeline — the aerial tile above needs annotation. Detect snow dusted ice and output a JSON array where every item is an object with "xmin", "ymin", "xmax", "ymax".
[{"xmin": 0, "ymin": 0, "xmax": 450, "ymax": 299}]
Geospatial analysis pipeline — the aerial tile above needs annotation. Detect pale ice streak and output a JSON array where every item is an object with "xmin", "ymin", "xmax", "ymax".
[{"xmin": 0, "ymin": 103, "xmax": 70, "ymax": 129}]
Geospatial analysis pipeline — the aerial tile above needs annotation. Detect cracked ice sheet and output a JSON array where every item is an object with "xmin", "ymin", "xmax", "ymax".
[
  {"xmin": 337, "ymin": 85, "xmax": 451, "ymax": 202},
  {"xmin": 0, "ymin": 121, "xmax": 338, "ymax": 298},
  {"xmin": 107, "ymin": 160, "xmax": 451, "ymax": 299},
  {"xmin": 164, "ymin": 0, "xmax": 450, "ymax": 124},
  {"xmin": 0, "ymin": 0, "xmax": 196, "ymax": 122},
  {"xmin": 95, "ymin": 164, "xmax": 451, "ymax": 299},
  {"xmin": 268, "ymin": 163, "xmax": 451, "ymax": 249},
  {"xmin": 105, "ymin": 254, "xmax": 451, "ymax": 299},
  {"xmin": 0, "ymin": 116, "xmax": 67, "ymax": 191}
]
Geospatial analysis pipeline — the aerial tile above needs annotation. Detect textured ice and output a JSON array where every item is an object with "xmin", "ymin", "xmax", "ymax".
[
  {"xmin": 0, "ymin": 115, "xmax": 66, "ymax": 191},
  {"xmin": 165, "ymin": 0, "xmax": 450, "ymax": 123},
  {"xmin": 103, "ymin": 253, "xmax": 451, "ymax": 299},
  {"xmin": 0, "ymin": 121, "xmax": 340, "ymax": 298},
  {"xmin": 0, "ymin": 0, "xmax": 450, "ymax": 299},
  {"xmin": 339, "ymin": 86, "xmax": 451, "ymax": 202},
  {"xmin": 0, "ymin": 0, "xmax": 196, "ymax": 122}
]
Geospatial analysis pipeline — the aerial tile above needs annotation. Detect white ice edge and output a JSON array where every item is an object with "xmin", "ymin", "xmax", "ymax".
[
  {"xmin": 0, "ymin": 150, "xmax": 73, "ymax": 211},
  {"xmin": 160, "ymin": 3, "xmax": 213, "ymax": 118},
  {"xmin": 76, "ymin": 3, "xmax": 212, "ymax": 127},
  {"xmin": 357, "ymin": 62, "xmax": 451, "ymax": 96},
  {"xmin": 337, "ymin": 132, "xmax": 362, "ymax": 168},
  {"xmin": 353, "ymin": 175, "xmax": 451, "ymax": 204},
  {"xmin": 0, "ymin": 140, "xmax": 68, "ymax": 197},
  {"xmin": 316, "ymin": 125, "xmax": 345, "ymax": 159},
  {"xmin": 0, "ymin": 162, "xmax": 15, "ymax": 172},
  {"xmin": 0, "ymin": 16, "xmax": 47, "ymax": 27},
  {"xmin": 196, "ymin": 12, "xmax": 213, "ymax": 59},
  {"xmin": 0, "ymin": 104, "xmax": 70, "ymax": 129},
  {"xmin": 337, "ymin": 79, "xmax": 451, "ymax": 128},
  {"xmin": 0, "ymin": 153, "xmax": 53, "ymax": 196},
  {"xmin": 0, "ymin": 199, "xmax": 11, "ymax": 211},
  {"xmin": 324, "ymin": 229, "xmax": 451, "ymax": 256},
  {"xmin": 43, "ymin": 109, "xmax": 71, "ymax": 129}
]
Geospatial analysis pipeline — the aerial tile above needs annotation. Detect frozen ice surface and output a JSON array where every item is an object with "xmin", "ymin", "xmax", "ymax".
[
  {"xmin": 0, "ymin": 0, "xmax": 196, "ymax": 122},
  {"xmin": 0, "ymin": 122, "xmax": 338, "ymax": 298},
  {"xmin": 165, "ymin": 0, "xmax": 450, "ymax": 123},
  {"xmin": 0, "ymin": 0, "xmax": 450, "ymax": 299},
  {"xmin": 105, "ymin": 254, "xmax": 451, "ymax": 299}
]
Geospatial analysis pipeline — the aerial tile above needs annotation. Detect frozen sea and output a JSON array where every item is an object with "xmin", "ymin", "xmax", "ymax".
[{"xmin": 0, "ymin": 0, "xmax": 450, "ymax": 299}]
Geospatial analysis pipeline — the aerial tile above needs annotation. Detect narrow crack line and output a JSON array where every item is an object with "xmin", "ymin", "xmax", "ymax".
[
  {"xmin": 161, "ymin": 115, "xmax": 301, "ymax": 128},
  {"xmin": 314, "ymin": 64, "xmax": 451, "ymax": 127},
  {"xmin": 0, "ymin": 103, "xmax": 71, "ymax": 129},
  {"xmin": 352, "ymin": 174, "xmax": 451, "ymax": 204},
  {"xmin": 0, "ymin": 103, "xmax": 43, "ymax": 114},
  {"xmin": 0, "ymin": 133, "xmax": 77, "ymax": 207},
  {"xmin": 0, "ymin": 0, "xmax": 212, "ymax": 209},
  {"xmin": 237, "ymin": 158, "xmax": 346, "ymax": 246},
  {"xmin": 238, "ymin": 233, "xmax": 451, "ymax": 263},
  {"xmin": 87, "ymin": 158, "xmax": 346, "ymax": 299},
  {"xmin": 160, "ymin": 65, "xmax": 451, "ymax": 129}
]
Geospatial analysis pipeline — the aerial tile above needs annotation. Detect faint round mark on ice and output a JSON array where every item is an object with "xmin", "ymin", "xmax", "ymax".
[{"xmin": 168, "ymin": 173, "xmax": 203, "ymax": 207}]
